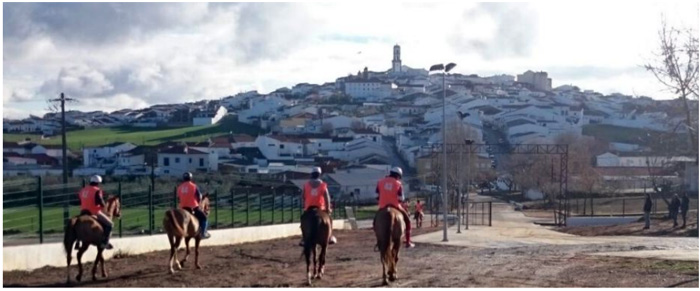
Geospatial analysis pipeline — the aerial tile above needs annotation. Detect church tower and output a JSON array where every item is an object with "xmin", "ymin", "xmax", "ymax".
[{"xmin": 392, "ymin": 44, "xmax": 402, "ymax": 73}]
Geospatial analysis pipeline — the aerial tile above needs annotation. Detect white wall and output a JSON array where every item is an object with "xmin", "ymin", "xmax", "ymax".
[{"xmin": 3, "ymin": 220, "xmax": 354, "ymax": 272}]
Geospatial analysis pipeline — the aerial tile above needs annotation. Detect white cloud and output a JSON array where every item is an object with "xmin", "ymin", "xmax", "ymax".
[{"xmin": 3, "ymin": 2, "xmax": 698, "ymax": 119}]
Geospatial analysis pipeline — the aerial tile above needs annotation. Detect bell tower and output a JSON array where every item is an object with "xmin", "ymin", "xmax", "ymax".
[{"xmin": 392, "ymin": 44, "xmax": 402, "ymax": 73}]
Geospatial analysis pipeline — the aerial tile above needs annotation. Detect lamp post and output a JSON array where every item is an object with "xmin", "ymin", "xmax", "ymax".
[{"xmin": 430, "ymin": 62, "xmax": 456, "ymax": 242}]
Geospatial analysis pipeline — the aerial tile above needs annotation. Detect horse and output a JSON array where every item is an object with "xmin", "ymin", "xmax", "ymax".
[
  {"xmin": 300, "ymin": 207, "xmax": 332, "ymax": 286},
  {"xmin": 163, "ymin": 194, "xmax": 210, "ymax": 274},
  {"xmin": 373, "ymin": 206, "xmax": 405, "ymax": 286},
  {"xmin": 64, "ymin": 195, "xmax": 122, "ymax": 283},
  {"xmin": 414, "ymin": 210, "xmax": 424, "ymax": 229}
]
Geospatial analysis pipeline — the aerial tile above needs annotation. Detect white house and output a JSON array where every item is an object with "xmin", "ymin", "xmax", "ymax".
[
  {"xmin": 344, "ymin": 79, "xmax": 394, "ymax": 100},
  {"xmin": 192, "ymin": 106, "xmax": 228, "ymax": 126},
  {"xmin": 325, "ymin": 167, "xmax": 389, "ymax": 203},
  {"xmin": 83, "ymin": 142, "xmax": 137, "ymax": 167},
  {"xmin": 255, "ymin": 135, "xmax": 309, "ymax": 160},
  {"xmin": 157, "ymin": 146, "xmax": 218, "ymax": 176},
  {"xmin": 596, "ymin": 152, "xmax": 694, "ymax": 168}
]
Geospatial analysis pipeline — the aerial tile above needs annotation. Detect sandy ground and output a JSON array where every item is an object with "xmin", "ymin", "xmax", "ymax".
[{"xmin": 3, "ymin": 226, "xmax": 698, "ymax": 288}]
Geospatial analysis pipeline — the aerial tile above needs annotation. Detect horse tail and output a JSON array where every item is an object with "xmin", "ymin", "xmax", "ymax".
[
  {"xmin": 63, "ymin": 217, "xmax": 78, "ymax": 254},
  {"xmin": 166, "ymin": 210, "xmax": 185, "ymax": 237}
]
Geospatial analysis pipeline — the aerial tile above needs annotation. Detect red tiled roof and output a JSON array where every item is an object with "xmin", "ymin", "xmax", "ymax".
[{"xmin": 231, "ymin": 134, "xmax": 255, "ymax": 143}]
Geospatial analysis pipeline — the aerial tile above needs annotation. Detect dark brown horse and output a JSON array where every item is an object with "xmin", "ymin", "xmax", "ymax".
[
  {"xmin": 163, "ymin": 194, "xmax": 210, "ymax": 274},
  {"xmin": 373, "ymin": 206, "xmax": 405, "ymax": 286},
  {"xmin": 300, "ymin": 207, "xmax": 332, "ymax": 286},
  {"xmin": 64, "ymin": 196, "xmax": 121, "ymax": 283}
]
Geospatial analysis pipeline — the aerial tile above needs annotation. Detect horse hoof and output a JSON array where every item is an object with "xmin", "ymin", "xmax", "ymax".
[
  {"xmin": 169, "ymin": 269, "xmax": 175, "ymax": 274},
  {"xmin": 389, "ymin": 275, "xmax": 397, "ymax": 282},
  {"xmin": 382, "ymin": 280, "xmax": 389, "ymax": 286},
  {"xmin": 176, "ymin": 263, "xmax": 182, "ymax": 270},
  {"xmin": 75, "ymin": 275, "xmax": 82, "ymax": 282},
  {"xmin": 92, "ymin": 276, "xmax": 97, "ymax": 282},
  {"xmin": 196, "ymin": 264, "xmax": 202, "ymax": 270}
]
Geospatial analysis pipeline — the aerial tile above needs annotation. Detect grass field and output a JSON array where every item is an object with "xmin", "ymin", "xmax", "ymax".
[
  {"xmin": 3, "ymin": 115, "xmax": 264, "ymax": 150},
  {"xmin": 2, "ymin": 203, "xmax": 376, "ymax": 240}
]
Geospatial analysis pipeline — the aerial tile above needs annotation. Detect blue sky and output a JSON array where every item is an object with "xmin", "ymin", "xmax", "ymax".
[{"xmin": 3, "ymin": 1, "xmax": 698, "ymax": 119}]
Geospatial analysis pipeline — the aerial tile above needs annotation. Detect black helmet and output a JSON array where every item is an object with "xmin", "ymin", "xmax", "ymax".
[{"xmin": 183, "ymin": 172, "xmax": 193, "ymax": 181}]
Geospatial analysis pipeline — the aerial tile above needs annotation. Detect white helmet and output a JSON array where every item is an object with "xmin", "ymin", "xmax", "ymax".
[
  {"xmin": 390, "ymin": 166, "xmax": 403, "ymax": 176},
  {"xmin": 311, "ymin": 167, "xmax": 322, "ymax": 174},
  {"xmin": 90, "ymin": 175, "xmax": 102, "ymax": 184}
]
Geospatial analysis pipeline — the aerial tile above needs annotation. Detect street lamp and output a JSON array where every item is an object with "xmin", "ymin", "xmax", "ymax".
[{"xmin": 429, "ymin": 62, "xmax": 456, "ymax": 242}]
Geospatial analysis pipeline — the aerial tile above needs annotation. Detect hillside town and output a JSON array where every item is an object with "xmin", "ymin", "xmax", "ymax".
[{"xmin": 3, "ymin": 45, "xmax": 697, "ymax": 202}]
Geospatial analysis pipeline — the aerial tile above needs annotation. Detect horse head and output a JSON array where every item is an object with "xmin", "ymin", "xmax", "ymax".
[
  {"xmin": 106, "ymin": 195, "xmax": 122, "ymax": 219},
  {"xmin": 201, "ymin": 194, "xmax": 211, "ymax": 216}
]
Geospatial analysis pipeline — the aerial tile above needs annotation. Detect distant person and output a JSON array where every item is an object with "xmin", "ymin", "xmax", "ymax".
[
  {"xmin": 643, "ymin": 193, "xmax": 652, "ymax": 230},
  {"xmin": 78, "ymin": 175, "xmax": 113, "ymax": 249},
  {"xmin": 298, "ymin": 167, "xmax": 337, "ymax": 246},
  {"xmin": 680, "ymin": 192, "xmax": 690, "ymax": 229},
  {"xmin": 414, "ymin": 200, "xmax": 425, "ymax": 228},
  {"xmin": 177, "ymin": 172, "xmax": 210, "ymax": 239},
  {"xmin": 376, "ymin": 167, "xmax": 414, "ymax": 248},
  {"xmin": 669, "ymin": 194, "xmax": 681, "ymax": 228}
]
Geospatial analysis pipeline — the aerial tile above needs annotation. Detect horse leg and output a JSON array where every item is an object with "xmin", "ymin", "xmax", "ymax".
[
  {"xmin": 65, "ymin": 246, "xmax": 73, "ymax": 284},
  {"xmin": 305, "ymin": 243, "xmax": 312, "ymax": 286},
  {"xmin": 75, "ymin": 244, "xmax": 89, "ymax": 282},
  {"xmin": 180, "ymin": 237, "xmax": 191, "ymax": 267},
  {"xmin": 389, "ymin": 242, "xmax": 400, "ymax": 282},
  {"xmin": 315, "ymin": 244, "xmax": 327, "ymax": 279},
  {"xmin": 91, "ymin": 248, "xmax": 104, "ymax": 281},
  {"xmin": 312, "ymin": 246, "xmax": 318, "ymax": 279},
  {"xmin": 194, "ymin": 237, "xmax": 202, "ymax": 269},
  {"xmin": 173, "ymin": 237, "xmax": 183, "ymax": 270},
  {"xmin": 100, "ymin": 251, "xmax": 108, "ymax": 278}
]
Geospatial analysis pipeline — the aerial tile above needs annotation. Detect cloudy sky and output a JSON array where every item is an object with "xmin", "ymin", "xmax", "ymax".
[{"xmin": 3, "ymin": 1, "xmax": 698, "ymax": 119}]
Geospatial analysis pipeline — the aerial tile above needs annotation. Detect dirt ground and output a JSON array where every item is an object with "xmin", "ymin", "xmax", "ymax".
[
  {"xmin": 4, "ymin": 226, "xmax": 698, "ymax": 288},
  {"xmin": 559, "ymin": 215, "xmax": 699, "ymax": 237}
]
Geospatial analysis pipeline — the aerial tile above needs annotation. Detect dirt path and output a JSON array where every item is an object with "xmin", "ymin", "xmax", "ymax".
[{"xmin": 3, "ymin": 226, "xmax": 698, "ymax": 287}]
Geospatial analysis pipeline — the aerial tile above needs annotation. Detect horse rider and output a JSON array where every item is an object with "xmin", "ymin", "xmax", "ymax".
[
  {"xmin": 299, "ymin": 167, "xmax": 338, "ymax": 246},
  {"xmin": 414, "ymin": 199, "xmax": 424, "ymax": 227},
  {"xmin": 78, "ymin": 175, "xmax": 113, "ymax": 250},
  {"xmin": 177, "ymin": 172, "xmax": 210, "ymax": 239},
  {"xmin": 376, "ymin": 167, "xmax": 415, "ymax": 248}
]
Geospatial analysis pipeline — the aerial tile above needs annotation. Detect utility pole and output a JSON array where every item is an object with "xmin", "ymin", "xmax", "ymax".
[{"xmin": 49, "ymin": 93, "xmax": 75, "ymax": 184}]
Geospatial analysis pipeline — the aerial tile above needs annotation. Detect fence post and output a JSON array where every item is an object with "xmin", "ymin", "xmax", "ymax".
[
  {"xmin": 214, "ymin": 190, "xmax": 219, "ymax": 229},
  {"xmin": 37, "ymin": 176, "xmax": 44, "ymax": 244},
  {"xmin": 259, "ymin": 192, "xmax": 263, "ymax": 226},
  {"xmin": 173, "ymin": 186, "xmax": 177, "ymax": 210},
  {"xmin": 118, "ymin": 181, "xmax": 123, "ymax": 238},
  {"xmin": 272, "ymin": 188, "xmax": 276, "ymax": 224},
  {"xmin": 489, "ymin": 201, "xmax": 492, "ymax": 227},
  {"xmin": 148, "ymin": 187, "xmax": 154, "ymax": 235},
  {"xmin": 282, "ymin": 191, "xmax": 285, "ymax": 223},
  {"xmin": 246, "ymin": 189, "xmax": 250, "ymax": 227},
  {"xmin": 231, "ymin": 189, "xmax": 235, "ymax": 228},
  {"xmin": 622, "ymin": 199, "xmax": 625, "ymax": 217}
]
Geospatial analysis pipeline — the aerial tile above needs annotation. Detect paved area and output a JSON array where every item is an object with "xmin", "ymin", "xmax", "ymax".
[{"xmin": 413, "ymin": 198, "xmax": 698, "ymax": 261}]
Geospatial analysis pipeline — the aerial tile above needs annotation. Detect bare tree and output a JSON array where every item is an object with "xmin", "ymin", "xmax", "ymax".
[
  {"xmin": 433, "ymin": 118, "xmax": 479, "ymax": 211},
  {"xmin": 644, "ymin": 19, "xmax": 699, "ymax": 158}
]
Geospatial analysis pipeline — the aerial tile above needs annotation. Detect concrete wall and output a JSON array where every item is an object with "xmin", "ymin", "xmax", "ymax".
[{"xmin": 3, "ymin": 220, "xmax": 353, "ymax": 272}]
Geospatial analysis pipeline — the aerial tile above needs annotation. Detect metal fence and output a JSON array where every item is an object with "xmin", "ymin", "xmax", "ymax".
[
  {"xmin": 569, "ymin": 196, "xmax": 699, "ymax": 217},
  {"xmin": 3, "ymin": 177, "xmax": 350, "ymax": 245}
]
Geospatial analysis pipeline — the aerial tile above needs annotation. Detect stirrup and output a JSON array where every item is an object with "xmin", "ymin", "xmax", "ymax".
[
  {"xmin": 201, "ymin": 232, "xmax": 211, "ymax": 239},
  {"xmin": 329, "ymin": 236, "xmax": 337, "ymax": 245}
]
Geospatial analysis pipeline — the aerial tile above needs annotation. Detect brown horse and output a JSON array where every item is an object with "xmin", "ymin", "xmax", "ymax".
[
  {"xmin": 163, "ymin": 194, "xmax": 210, "ymax": 274},
  {"xmin": 300, "ymin": 207, "xmax": 332, "ymax": 286},
  {"xmin": 414, "ymin": 210, "xmax": 424, "ymax": 229},
  {"xmin": 64, "ymin": 196, "xmax": 121, "ymax": 283},
  {"xmin": 373, "ymin": 206, "xmax": 405, "ymax": 286}
]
